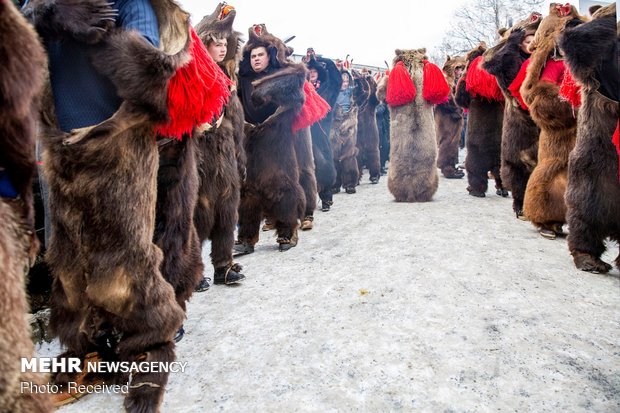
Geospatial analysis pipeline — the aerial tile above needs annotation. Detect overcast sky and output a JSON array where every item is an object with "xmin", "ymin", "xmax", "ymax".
[{"xmin": 177, "ymin": 1, "xmax": 557, "ymax": 68}]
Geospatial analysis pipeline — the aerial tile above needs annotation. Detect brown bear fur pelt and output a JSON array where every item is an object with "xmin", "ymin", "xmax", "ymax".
[
  {"xmin": 355, "ymin": 72, "xmax": 382, "ymax": 183},
  {"xmin": 435, "ymin": 55, "xmax": 466, "ymax": 179},
  {"xmin": 455, "ymin": 43, "xmax": 505, "ymax": 197},
  {"xmin": 483, "ymin": 13, "xmax": 542, "ymax": 216},
  {"xmin": 0, "ymin": 1, "xmax": 51, "ymax": 411},
  {"xmin": 192, "ymin": 3, "xmax": 245, "ymax": 277},
  {"xmin": 560, "ymin": 4, "xmax": 620, "ymax": 272},
  {"xmin": 237, "ymin": 28, "xmax": 308, "ymax": 250},
  {"xmin": 331, "ymin": 70, "xmax": 374, "ymax": 193},
  {"xmin": 519, "ymin": 4, "xmax": 585, "ymax": 235},
  {"xmin": 295, "ymin": 127, "xmax": 318, "ymax": 218},
  {"xmin": 27, "ymin": 1, "xmax": 193, "ymax": 411},
  {"xmin": 331, "ymin": 105, "xmax": 360, "ymax": 192},
  {"xmin": 154, "ymin": 138, "xmax": 203, "ymax": 311},
  {"xmin": 382, "ymin": 49, "xmax": 439, "ymax": 202}
]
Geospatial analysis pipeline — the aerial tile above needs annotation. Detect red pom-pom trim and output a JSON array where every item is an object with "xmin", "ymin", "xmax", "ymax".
[
  {"xmin": 465, "ymin": 56, "xmax": 504, "ymax": 102},
  {"xmin": 540, "ymin": 58, "xmax": 565, "ymax": 86},
  {"xmin": 422, "ymin": 60, "xmax": 450, "ymax": 104},
  {"xmin": 292, "ymin": 81, "xmax": 331, "ymax": 132},
  {"xmin": 155, "ymin": 27, "xmax": 232, "ymax": 139},
  {"xmin": 558, "ymin": 65, "xmax": 581, "ymax": 107},
  {"xmin": 508, "ymin": 58, "xmax": 531, "ymax": 110},
  {"xmin": 613, "ymin": 121, "xmax": 620, "ymax": 181},
  {"xmin": 386, "ymin": 61, "xmax": 416, "ymax": 107}
]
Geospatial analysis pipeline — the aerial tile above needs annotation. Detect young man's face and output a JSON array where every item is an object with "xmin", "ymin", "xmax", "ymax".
[
  {"xmin": 341, "ymin": 73, "xmax": 350, "ymax": 89},
  {"xmin": 207, "ymin": 38, "xmax": 228, "ymax": 63},
  {"xmin": 309, "ymin": 68, "xmax": 318, "ymax": 83},
  {"xmin": 250, "ymin": 47, "xmax": 269, "ymax": 73},
  {"xmin": 520, "ymin": 34, "xmax": 535, "ymax": 54}
]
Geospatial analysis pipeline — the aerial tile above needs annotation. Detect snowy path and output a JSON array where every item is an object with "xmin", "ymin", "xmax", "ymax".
[{"xmin": 40, "ymin": 158, "xmax": 620, "ymax": 412}]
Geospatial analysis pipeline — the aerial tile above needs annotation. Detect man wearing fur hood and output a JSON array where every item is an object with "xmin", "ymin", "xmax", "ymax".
[
  {"xmin": 234, "ymin": 24, "xmax": 312, "ymax": 253},
  {"xmin": 25, "ymin": 0, "xmax": 230, "ymax": 410}
]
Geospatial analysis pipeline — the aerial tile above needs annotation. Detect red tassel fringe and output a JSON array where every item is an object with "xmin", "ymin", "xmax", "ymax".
[
  {"xmin": 422, "ymin": 60, "xmax": 450, "ymax": 105},
  {"xmin": 559, "ymin": 66, "xmax": 581, "ymax": 108},
  {"xmin": 155, "ymin": 28, "xmax": 232, "ymax": 139},
  {"xmin": 508, "ymin": 58, "xmax": 530, "ymax": 110},
  {"xmin": 292, "ymin": 81, "xmax": 331, "ymax": 132},
  {"xmin": 465, "ymin": 56, "xmax": 504, "ymax": 102},
  {"xmin": 386, "ymin": 61, "xmax": 416, "ymax": 107},
  {"xmin": 540, "ymin": 58, "xmax": 565, "ymax": 86},
  {"xmin": 613, "ymin": 121, "xmax": 620, "ymax": 181}
]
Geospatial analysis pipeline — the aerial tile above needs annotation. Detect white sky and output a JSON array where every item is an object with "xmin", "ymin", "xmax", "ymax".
[{"xmin": 176, "ymin": 0, "xmax": 556, "ymax": 68}]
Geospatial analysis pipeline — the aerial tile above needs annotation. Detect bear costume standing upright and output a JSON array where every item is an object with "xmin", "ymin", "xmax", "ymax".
[
  {"xmin": 307, "ymin": 54, "xmax": 342, "ymax": 213},
  {"xmin": 484, "ymin": 13, "xmax": 542, "ymax": 218},
  {"xmin": 25, "ymin": 0, "xmax": 229, "ymax": 409},
  {"xmin": 235, "ymin": 24, "xmax": 313, "ymax": 253},
  {"xmin": 0, "ymin": 1, "xmax": 52, "ymax": 411},
  {"xmin": 455, "ymin": 43, "xmax": 506, "ymax": 198},
  {"xmin": 356, "ymin": 73, "xmax": 382, "ymax": 184},
  {"xmin": 379, "ymin": 48, "xmax": 450, "ymax": 202},
  {"xmin": 435, "ymin": 55, "xmax": 466, "ymax": 179},
  {"xmin": 520, "ymin": 3, "xmax": 586, "ymax": 239},
  {"xmin": 193, "ymin": 3, "xmax": 246, "ymax": 284},
  {"xmin": 560, "ymin": 3, "xmax": 620, "ymax": 272}
]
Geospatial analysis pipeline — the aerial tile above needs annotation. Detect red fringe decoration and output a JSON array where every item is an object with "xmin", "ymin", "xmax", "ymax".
[
  {"xmin": 540, "ymin": 58, "xmax": 565, "ymax": 86},
  {"xmin": 559, "ymin": 66, "xmax": 581, "ymax": 107},
  {"xmin": 465, "ymin": 56, "xmax": 504, "ymax": 102},
  {"xmin": 508, "ymin": 58, "xmax": 531, "ymax": 110},
  {"xmin": 422, "ymin": 60, "xmax": 450, "ymax": 104},
  {"xmin": 613, "ymin": 121, "xmax": 620, "ymax": 181},
  {"xmin": 292, "ymin": 81, "xmax": 331, "ymax": 132},
  {"xmin": 155, "ymin": 28, "xmax": 232, "ymax": 139},
  {"xmin": 386, "ymin": 61, "xmax": 416, "ymax": 107}
]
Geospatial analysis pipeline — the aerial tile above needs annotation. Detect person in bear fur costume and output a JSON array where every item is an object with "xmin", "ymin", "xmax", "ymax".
[
  {"xmin": 455, "ymin": 43, "xmax": 506, "ymax": 198},
  {"xmin": 378, "ymin": 48, "xmax": 450, "ymax": 202},
  {"xmin": 559, "ymin": 3, "xmax": 619, "ymax": 272},
  {"xmin": 519, "ymin": 3, "xmax": 586, "ymax": 239},
  {"xmin": 483, "ymin": 13, "xmax": 542, "ymax": 219},
  {"xmin": 0, "ymin": 1, "xmax": 52, "ymax": 411},
  {"xmin": 306, "ymin": 53, "xmax": 342, "ymax": 216},
  {"xmin": 25, "ymin": 0, "xmax": 229, "ymax": 410},
  {"xmin": 356, "ymin": 72, "xmax": 382, "ymax": 185},
  {"xmin": 435, "ymin": 55, "xmax": 466, "ymax": 179},
  {"xmin": 192, "ymin": 3, "xmax": 245, "ymax": 285},
  {"xmin": 235, "ymin": 24, "xmax": 311, "ymax": 253},
  {"xmin": 331, "ymin": 70, "xmax": 369, "ymax": 194}
]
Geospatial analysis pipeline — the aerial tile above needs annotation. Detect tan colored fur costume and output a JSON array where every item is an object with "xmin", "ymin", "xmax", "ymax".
[
  {"xmin": 520, "ymin": 4, "xmax": 585, "ymax": 236},
  {"xmin": 382, "ymin": 49, "xmax": 439, "ymax": 202}
]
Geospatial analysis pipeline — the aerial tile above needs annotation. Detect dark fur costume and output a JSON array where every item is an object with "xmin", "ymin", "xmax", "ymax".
[
  {"xmin": 376, "ymin": 100, "xmax": 390, "ymax": 171},
  {"xmin": 484, "ymin": 13, "xmax": 542, "ymax": 216},
  {"xmin": 455, "ymin": 43, "xmax": 505, "ymax": 197},
  {"xmin": 560, "ymin": 4, "xmax": 620, "ymax": 272},
  {"xmin": 520, "ymin": 4, "xmax": 585, "ymax": 234},
  {"xmin": 355, "ymin": 73, "xmax": 382, "ymax": 183},
  {"xmin": 435, "ymin": 55, "xmax": 466, "ymax": 178},
  {"xmin": 307, "ymin": 55, "xmax": 342, "ymax": 208},
  {"xmin": 26, "ymin": 1, "xmax": 199, "ymax": 410},
  {"xmin": 236, "ymin": 26, "xmax": 307, "ymax": 250},
  {"xmin": 0, "ymin": 1, "xmax": 51, "ymax": 411},
  {"xmin": 380, "ymin": 49, "xmax": 439, "ymax": 202},
  {"xmin": 192, "ymin": 3, "xmax": 245, "ymax": 278},
  {"xmin": 154, "ymin": 137, "xmax": 203, "ymax": 310}
]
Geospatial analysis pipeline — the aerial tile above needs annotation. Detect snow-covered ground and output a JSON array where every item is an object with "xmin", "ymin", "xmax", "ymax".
[{"xmin": 38, "ymin": 157, "xmax": 620, "ymax": 412}]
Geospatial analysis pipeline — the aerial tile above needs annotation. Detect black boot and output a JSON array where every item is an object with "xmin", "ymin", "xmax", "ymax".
[
  {"xmin": 195, "ymin": 276, "xmax": 211, "ymax": 292},
  {"xmin": 233, "ymin": 240, "xmax": 254, "ymax": 256},
  {"xmin": 214, "ymin": 263, "xmax": 245, "ymax": 285}
]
